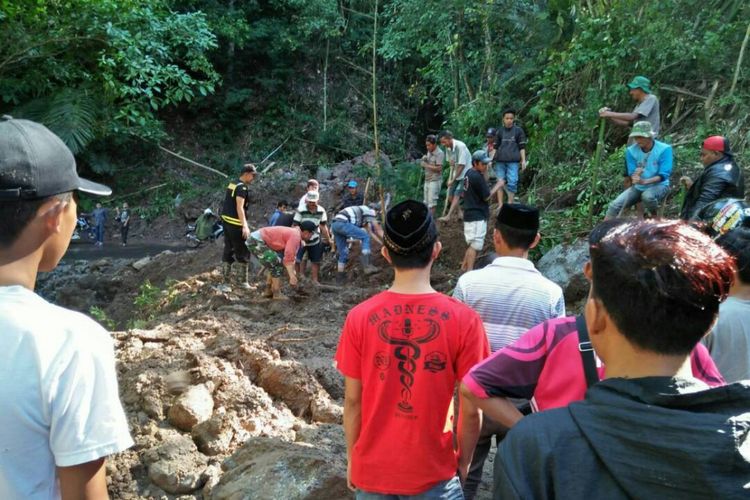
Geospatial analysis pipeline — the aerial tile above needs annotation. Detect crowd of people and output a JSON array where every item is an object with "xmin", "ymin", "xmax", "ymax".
[
  {"xmin": 74, "ymin": 201, "xmax": 131, "ymax": 246},
  {"xmin": 216, "ymin": 165, "xmax": 384, "ymax": 297},
  {"xmin": 416, "ymin": 76, "xmax": 744, "ymax": 277},
  {"xmin": 336, "ymin": 197, "xmax": 750, "ymax": 499},
  {"xmin": 0, "ymin": 75, "xmax": 748, "ymax": 499}
]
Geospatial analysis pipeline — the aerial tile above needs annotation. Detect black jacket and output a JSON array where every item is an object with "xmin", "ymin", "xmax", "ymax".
[
  {"xmin": 680, "ymin": 155, "xmax": 745, "ymax": 220},
  {"xmin": 495, "ymin": 377, "xmax": 750, "ymax": 499},
  {"xmin": 335, "ymin": 191, "xmax": 364, "ymax": 212},
  {"xmin": 493, "ymin": 125, "xmax": 527, "ymax": 163}
]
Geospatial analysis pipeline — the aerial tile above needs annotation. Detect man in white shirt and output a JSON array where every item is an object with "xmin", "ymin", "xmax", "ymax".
[
  {"xmin": 0, "ymin": 116, "xmax": 133, "ymax": 499},
  {"xmin": 297, "ymin": 178, "xmax": 319, "ymax": 211},
  {"xmin": 702, "ymin": 203, "xmax": 750, "ymax": 383},
  {"xmin": 438, "ymin": 130, "xmax": 472, "ymax": 223},
  {"xmin": 453, "ymin": 203, "xmax": 565, "ymax": 499}
]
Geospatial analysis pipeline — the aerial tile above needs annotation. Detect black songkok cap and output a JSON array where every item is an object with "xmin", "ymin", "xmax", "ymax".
[
  {"xmin": 384, "ymin": 200, "xmax": 438, "ymax": 255},
  {"xmin": 497, "ymin": 203, "xmax": 540, "ymax": 231}
]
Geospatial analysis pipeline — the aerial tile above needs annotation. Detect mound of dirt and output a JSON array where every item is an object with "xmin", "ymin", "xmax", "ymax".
[
  {"xmin": 35, "ymin": 233, "xmax": 472, "ymax": 499},
  {"xmin": 36, "ymin": 167, "xmax": 507, "ymax": 499}
]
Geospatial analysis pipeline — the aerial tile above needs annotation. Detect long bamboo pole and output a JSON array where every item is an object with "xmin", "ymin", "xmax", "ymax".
[
  {"xmin": 157, "ymin": 145, "xmax": 228, "ymax": 178},
  {"xmin": 729, "ymin": 21, "xmax": 750, "ymax": 97},
  {"xmin": 588, "ymin": 119, "xmax": 606, "ymax": 227}
]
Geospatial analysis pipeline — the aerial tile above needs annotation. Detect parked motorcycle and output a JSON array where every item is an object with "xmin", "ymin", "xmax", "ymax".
[
  {"xmin": 71, "ymin": 215, "xmax": 96, "ymax": 241},
  {"xmin": 186, "ymin": 210, "xmax": 223, "ymax": 248}
]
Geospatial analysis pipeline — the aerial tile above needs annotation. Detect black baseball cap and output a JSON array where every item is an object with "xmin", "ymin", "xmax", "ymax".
[
  {"xmin": 0, "ymin": 116, "xmax": 111, "ymax": 200},
  {"xmin": 299, "ymin": 220, "xmax": 317, "ymax": 232},
  {"xmin": 242, "ymin": 163, "xmax": 258, "ymax": 174}
]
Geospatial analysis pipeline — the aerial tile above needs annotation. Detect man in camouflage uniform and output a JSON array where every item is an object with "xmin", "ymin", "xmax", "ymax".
[{"xmin": 246, "ymin": 221, "xmax": 316, "ymax": 299}]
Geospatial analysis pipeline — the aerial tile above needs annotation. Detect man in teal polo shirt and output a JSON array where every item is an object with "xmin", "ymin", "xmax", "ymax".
[{"xmin": 605, "ymin": 121, "xmax": 672, "ymax": 219}]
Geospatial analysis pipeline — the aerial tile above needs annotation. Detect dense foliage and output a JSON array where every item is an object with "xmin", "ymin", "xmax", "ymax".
[{"xmin": 1, "ymin": 0, "xmax": 748, "ymax": 235}]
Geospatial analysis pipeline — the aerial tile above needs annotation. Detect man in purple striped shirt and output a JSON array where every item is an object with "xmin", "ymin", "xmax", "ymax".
[{"xmin": 453, "ymin": 203, "xmax": 564, "ymax": 499}]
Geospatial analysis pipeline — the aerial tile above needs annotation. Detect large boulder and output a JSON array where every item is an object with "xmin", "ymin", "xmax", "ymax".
[
  {"xmin": 330, "ymin": 151, "xmax": 392, "ymax": 182},
  {"xmin": 536, "ymin": 238, "xmax": 590, "ymax": 307},
  {"xmin": 168, "ymin": 384, "xmax": 214, "ymax": 431},
  {"xmin": 210, "ymin": 437, "xmax": 348, "ymax": 500},
  {"xmin": 144, "ymin": 434, "xmax": 209, "ymax": 494}
]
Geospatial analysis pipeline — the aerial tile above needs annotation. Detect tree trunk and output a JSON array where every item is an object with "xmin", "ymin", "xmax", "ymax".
[
  {"xmin": 323, "ymin": 38, "xmax": 330, "ymax": 131},
  {"xmin": 455, "ymin": 10, "xmax": 475, "ymax": 102},
  {"xmin": 226, "ymin": 0, "xmax": 236, "ymax": 87},
  {"xmin": 480, "ymin": 5, "xmax": 495, "ymax": 94},
  {"xmin": 371, "ymin": 0, "xmax": 384, "ymax": 222},
  {"xmin": 729, "ymin": 21, "xmax": 750, "ymax": 97}
]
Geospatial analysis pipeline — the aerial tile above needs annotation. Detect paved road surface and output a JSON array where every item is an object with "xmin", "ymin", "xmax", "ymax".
[{"xmin": 64, "ymin": 239, "xmax": 187, "ymax": 261}]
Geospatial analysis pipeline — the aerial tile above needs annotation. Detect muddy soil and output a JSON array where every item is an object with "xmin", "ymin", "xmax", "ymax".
[
  {"xmin": 38, "ymin": 213, "xmax": 499, "ymax": 499},
  {"xmin": 36, "ymin": 158, "xmax": 508, "ymax": 499}
]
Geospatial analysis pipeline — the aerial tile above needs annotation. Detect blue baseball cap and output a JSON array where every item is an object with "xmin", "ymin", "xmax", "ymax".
[
  {"xmin": 347, "ymin": 180, "xmax": 358, "ymax": 188},
  {"xmin": 472, "ymin": 150, "xmax": 492, "ymax": 164}
]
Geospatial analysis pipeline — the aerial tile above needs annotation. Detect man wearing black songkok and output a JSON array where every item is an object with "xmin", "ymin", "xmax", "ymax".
[{"xmin": 335, "ymin": 200, "xmax": 490, "ymax": 496}]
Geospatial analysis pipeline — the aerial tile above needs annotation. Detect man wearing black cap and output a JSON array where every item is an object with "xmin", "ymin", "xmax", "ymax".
[
  {"xmin": 335, "ymin": 200, "xmax": 489, "ymax": 497},
  {"xmin": 679, "ymin": 135, "xmax": 745, "ymax": 220},
  {"xmin": 220, "ymin": 163, "xmax": 257, "ymax": 290},
  {"xmin": 461, "ymin": 150, "xmax": 492, "ymax": 272},
  {"xmin": 453, "ymin": 203, "xmax": 565, "ymax": 500},
  {"xmin": 0, "ymin": 117, "xmax": 132, "ymax": 498}
]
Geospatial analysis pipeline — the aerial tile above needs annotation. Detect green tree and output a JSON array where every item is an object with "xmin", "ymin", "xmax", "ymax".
[{"xmin": 0, "ymin": 0, "xmax": 219, "ymax": 149}]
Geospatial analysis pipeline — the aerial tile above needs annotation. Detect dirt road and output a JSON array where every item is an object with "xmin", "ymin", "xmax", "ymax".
[{"xmin": 64, "ymin": 239, "xmax": 188, "ymax": 261}]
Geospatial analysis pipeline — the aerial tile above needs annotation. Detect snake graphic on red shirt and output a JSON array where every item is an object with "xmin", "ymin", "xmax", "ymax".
[{"xmin": 378, "ymin": 318, "xmax": 440, "ymax": 413}]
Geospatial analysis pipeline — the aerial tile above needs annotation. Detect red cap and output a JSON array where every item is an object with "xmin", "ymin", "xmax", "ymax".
[{"xmin": 702, "ymin": 136, "xmax": 729, "ymax": 153}]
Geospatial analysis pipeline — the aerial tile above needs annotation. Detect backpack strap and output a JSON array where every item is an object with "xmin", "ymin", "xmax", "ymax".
[{"xmin": 576, "ymin": 315, "xmax": 599, "ymax": 388}]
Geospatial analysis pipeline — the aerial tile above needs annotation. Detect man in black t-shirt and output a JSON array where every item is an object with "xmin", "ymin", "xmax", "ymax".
[
  {"xmin": 335, "ymin": 180, "xmax": 365, "ymax": 212},
  {"xmin": 220, "ymin": 163, "xmax": 257, "ymax": 289},
  {"xmin": 491, "ymin": 109, "xmax": 527, "ymax": 207},
  {"xmin": 273, "ymin": 211, "xmax": 295, "ymax": 227},
  {"xmin": 461, "ymin": 151, "xmax": 491, "ymax": 272}
]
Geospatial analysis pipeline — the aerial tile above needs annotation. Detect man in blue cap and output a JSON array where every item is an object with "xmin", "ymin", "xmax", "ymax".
[
  {"xmin": 599, "ymin": 75, "xmax": 660, "ymax": 137},
  {"xmin": 336, "ymin": 180, "xmax": 364, "ymax": 212}
]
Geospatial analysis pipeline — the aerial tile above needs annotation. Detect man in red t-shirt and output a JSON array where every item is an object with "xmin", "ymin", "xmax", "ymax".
[{"xmin": 335, "ymin": 200, "xmax": 490, "ymax": 498}]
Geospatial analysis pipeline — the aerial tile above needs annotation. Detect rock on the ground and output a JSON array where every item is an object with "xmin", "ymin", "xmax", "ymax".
[
  {"xmin": 330, "ymin": 151, "xmax": 392, "ymax": 183},
  {"xmin": 310, "ymin": 393, "xmax": 342, "ymax": 424},
  {"xmin": 168, "ymin": 384, "xmax": 215, "ymax": 431},
  {"xmin": 144, "ymin": 434, "xmax": 209, "ymax": 494},
  {"xmin": 536, "ymin": 238, "xmax": 590, "ymax": 305},
  {"xmin": 132, "ymin": 256, "xmax": 152, "ymax": 270},
  {"xmin": 192, "ymin": 413, "xmax": 235, "ymax": 456},
  {"xmin": 237, "ymin": 344, "xmax": 338, "ymax": 421},
  {"xmin": 316, "ymin": 166, "xmax": 333, "ymax": 181},
  {"xmin": 211, "ymin": 437, "xmax": 348, "ymax": 500},
  {"xmin": 165, "ymin": 370, "xmax": 193, "ymax": 395},
  {"xmin": 201, "ymin": 464, "xmax": 223, "ymax": 498}
]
